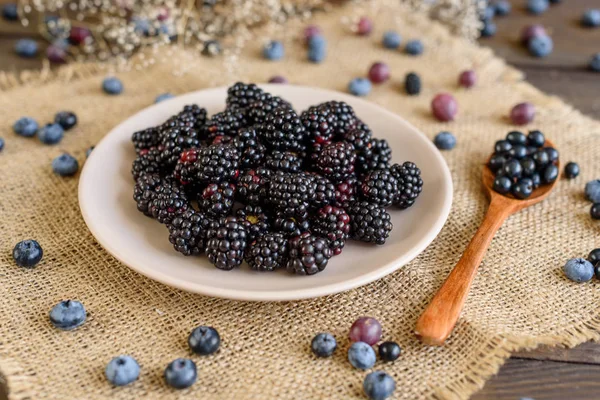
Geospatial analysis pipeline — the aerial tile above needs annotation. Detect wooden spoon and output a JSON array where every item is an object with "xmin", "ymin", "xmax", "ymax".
[{"xmin": 414, "ymin": 141, "xmax": 560, "ymax": 346}]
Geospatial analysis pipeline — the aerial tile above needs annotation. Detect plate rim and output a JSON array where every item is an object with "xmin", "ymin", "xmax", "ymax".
[{"xmin": 78, "ymin": 84, "xmax": 453, "ymax": 301}]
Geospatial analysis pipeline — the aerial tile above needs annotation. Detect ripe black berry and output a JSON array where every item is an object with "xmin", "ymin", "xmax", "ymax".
[
  {"xmin": 527, "ymin": 130, "xmax": 545, "ymax": 147},
  {"xmin": 132, "ymin": 127, "xmax": 161, "ymax": 155},
  {"xmin": 316, "ymin": 142, "xmax": 356, "ymax": 182},
  {"xmin": 167, "ymin": 210, "xmax": 213, "ymax": 256},
  {"xmin": 334, "ymin": 177, "xmax": 358, "ymax": 207},
  {"xmin": 148, "ymin": 178, "xmax": 189, "ymax": 224},
  {"xmin": 493, "ymin": 176, "xmax": 512, "ymax": 194},
  {"xmin": 506, "ymin": 131, "xmax": 527, "ymax": 146},
  {"xmin": 405, "ymin": 72, "xmax": 421, "ymax": 95},
  {"xmin": 265, "ymin": 150, "xmax": 303, "ymax": 173},
  {"xmin": 260, "ymin": 107, "xmax": 306, "ymax": 153},
  {"xmin": 512, "ymin": 179, "xmax": 533, "ymax": 199},
  {"xmin": 133, "ymin": 173, "xmax": 162, "ymax": 217},
  {"xmin": 266, "ymin": 171, "xmax": 317, "ymax": 219},
  {"xmin": 300, "ymin": 105, "xmax": 337, "ymax": 145},
  {"xmin": 378, "ymin": 342, "xmax": 401, "ymax": 362},
  {"xmin": 312, "ymin": 174, "xmax": 336, "ymax": 208},
  {"xmin": 246, "ymin": 93, "xmax": 292, "ymax": 125},
  {"xmin": 245, "ymin": 232, "xmax": 289, "ymax": 271},
  {"xmin": 205, "ymin": 217, "xmax": 248, "ymax": 270},
  {"xmin": 132, "ymin": 148, "xmax": 163, "ymax": 180},
  {"xmin": 158, "ymin": 125, "xmax": 201, "ymax": 168},
  {"xmin": 390, "ymin": 162, "xmax": 423, "ymax": 209},
  {"xmin": 356, "ymin": 138, "xmax": 392, "ymax": 174},
  {"xmin": 345, "ymin": 201, "xmax": 393, "ymax": 245},
  {"xmin": 199, "ymin": 182, "xmax": 236, "ymax": 217},
  {"xmin": 226, "ymin": 82, "xmax": 264, "ymax": 110},
  {"xmin": 203, "ymin": 109, "xmax": 247, "ymax": 141},
  {"xmin": 237, "ymin": 167, "xmax": 272, "ymax": 205},
  {"xmin": 314, "ymin": 101, "xmax": 358, "ymax": 137},
  {"xmin": 195, "ymin": 143, "xmax": 240, "ymax": 184},
  {"xmin": 236, "ymin": 205, "xmax": 270, "ymax": 241},
  {"xmin": 273, "ymin": 214, "xmax": 310, "ymax": 238},
  {"xmin": 564, "ymin": 162, "xmax": 580, "ymax": 179},
  {"xmin": 542, "ymin": 164, "xmax": 559, "ymax": 184},
  {"xmin": 174, "ymin": 148, "xmax": 200, "ymax": 185},
  {"xmin": 232, "ymin": 127, "xmax": 266, "ymax": 169},
  {"xmin": 360, "ymin": 169, "xmax": 398, "ymax": 207},
  {"xmin": 311, "ymin": 205, "xmax": 350, "ymax": 255},
  {"xmin": 286, "ymin": 233, "xmax": 333, "ymax": 275},
  {"xmin": 343, "ymin": 123, "xmax": 373, "ymax": 153}
]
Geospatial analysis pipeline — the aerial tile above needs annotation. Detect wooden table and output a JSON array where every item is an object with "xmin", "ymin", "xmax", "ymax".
[{"xmin": 1, "ymin": 1, "xmax": 599, "ymax": 399}]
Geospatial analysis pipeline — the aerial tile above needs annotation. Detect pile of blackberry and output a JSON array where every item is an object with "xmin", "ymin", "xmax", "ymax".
[
  {"xmin": 489, "ymin": 129, "xmax": 559, "ymax": 199},
  {"xmin": 130, "ymin": 82, "xmax": 424, "ymax": 275}
]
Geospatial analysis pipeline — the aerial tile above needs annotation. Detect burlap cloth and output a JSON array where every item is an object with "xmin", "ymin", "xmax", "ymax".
[{"xmin": 1, "ymin": 3, "xmax": 599, "ymax": 400}]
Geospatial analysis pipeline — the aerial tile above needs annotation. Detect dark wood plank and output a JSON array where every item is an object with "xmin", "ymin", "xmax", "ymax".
[{"xmin": 513, "ymin": 342, "xmax": 600, "ymax": 365}]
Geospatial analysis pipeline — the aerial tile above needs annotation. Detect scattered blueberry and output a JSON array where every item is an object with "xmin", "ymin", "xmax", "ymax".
[
  {"xmin": 589, "ymin": 53, "xmax": 600, "ymax": 72},
  {"xmin": 494, "ymin": 1, "xmax": 512, "ymax": 16},
  {"xmin": 54, "ymin": 111, "xmax": 77, "ymax": 130},
  {"xmin": 0, "ymin": 137, "xmax": 4, "ymax": 152},
  {"xmin": 582, "ymin": 9, "xmax": 600, "ymax": 28},
  {"xmin": 263, "ymin": 40, "xmax": 284, "ymax": 61},
  {"xmin": 521, "ymin": 24, "xmax": 547, "ymax": 44},
  {"xmin": 14, "ymin": 39, "xmax": 38, "ymax": 58},
  {"xmin": 480, "ymin": 20, "xmax": 497, "ymax": 38},
  {"xmin": 458, "ymin": 70, "xmax": 477, "ymax": 88},
  {"xmin": 49, "ymin": 300, "xmax": 86, "ymax": 330},
  {"xmin": 527, "ymin": 0, "xmax": 549, "ymax": 15},
  {"xmin": 86, "ymin": 146, "xmax": 94, "ymax": 158},
  {"xmin": 307, "ymin": 35, "xmax": 327, "ymax": 63},
  {"xmin": 363, "ymin": 371, "xmax": 396, "ymax": 400},
  {"xmin": 347, "ymin": 342, "xmax": 376, "ymax": 370},
  {"xmin": 528, "ymin": 35, "xmax": 553, "ymax": 58},
  {"xmin": 512, "ymin": 179, "xmax": 533, "ymax": 199},
  {"xmin": 588, "ymin": 248, "xmax": 600, "ymax": 267},
  {"xmin": 357, "ymin": 17, "xmax": 373, "ymax": 36},
  {"xmin": 431, "ymin": 93, "xmax": 458, "ymax": 122},
  {"xmin": 348, "ymin": 78, "xmax": 372, "ymax": 96},
  {"xmin": 368, "ymin": 62, "xmax": 390, "ymax": 84},
  {"xmin": 102, "ymin": 77, "xmax": 124, "ymax": 95},
  {"xmin": 434, "ymin": 131, "xmax": 456, "ymax": 150},
  {"xmin": 13, "ymin": 239, "xmax": 43, "ymax": 268},
  {"xmin": 268, "ymin": 75, "xmax": 288, "ymax": 84},
  {"xmin": 542, "ymin": 164, "xmax": 559, "ymax": 184},
  {"xmin": 52, "ymin": 153, "xmax": 79, "ymax": 176},
  {"xmin": 188, "ymin": 325, "xmax": 220, "ymax": 355},
  {"xmin": 482, "ymin": 6, "xmax": 495, "ymax": 20},
  {"xmin": 311, "ymin": 333, "xmax": 337, "ymax": 357},
  {"xmin": 585, "ymin": 180, "xmax": 600, "ymax": 203},
  {"xmin": 382, "ymin": 31, "xmax": 401, "ymax": 49},
  {"xmin": 563, "ymin": 258, "xmax": 594, "ymax": 282},
  {"xmin": 38, "ymin": 123, "xmax": 64, "ymax": 145},
  {"xmin": 13, "ymin": 117, "xmax": 39, "ymax": 137},
  {"xmin": 591, "ymin": 204, "xmax": 600, "ymax": 220},
  {"xmin": 378, "ymin": 341, "xmax": 401, "ymax": 362},
  {"xmin": 202, "ymin": 40, "xmax": 221, "ymax": 57},
  {"xmin": 511, "ymin": 103, "xmax": 535, "ymax": 125},
  {"xmin": 2, "ymin": 3, "xmax": 18, "ymax": 21},
  {"xmin": 164, "ymin": 358, "xmax": 197, "ymax": 389},
  {"xmin": 132, "ymin": 16, "xmax": 151, "ymax": 35},
  {"xmin": 493, "ymin": 176, "xmax": 513, "ymax": 194},
  {"xmin": 155, "ymin": 93, "xmax": 174, "ymax": 103},
  {"xmin": 404, "ymin": 40, "xmax": 423, "ymax": 55},
  {"xmin": 105, "ymin": 355, "xmax": 140, "ymax": 386},
  {"xmin": 563, "ymin": 162, "xmax": 580, "ymax": 180},
  {"xmin": 303, "ymin": 25, "xmax": 322, "ymax": 44}
]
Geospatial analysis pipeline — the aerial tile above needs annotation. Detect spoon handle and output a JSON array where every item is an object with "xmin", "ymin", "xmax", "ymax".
[{"xmin": 415, "ymin": 199, "xmax": 513, "ymax": 346}]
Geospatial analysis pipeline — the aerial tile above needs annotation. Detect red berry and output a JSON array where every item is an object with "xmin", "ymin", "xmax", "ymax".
[
  {"xmin": 157, "ymin": 7, "xmax": 169, "ymax": 21},
  {"xmin": 357, "ymin": 17, "xmax": 373, "ymax": 36},
  {"xmin": 368, "ymin": 62, "xmax": 390, "ymax": 84},
  {"xmin": 520, "ymin": 24, "xmax": 546, "ymax": 45},
  {"xmin": 510, "ymin": 102, "xmax": 535, "ymax": 125},
  {"xmin": 458, "ymin": 70, "xmax": 477, "ymax": 88},
  {"xmin": 431, "ymin": 93, "xmax": 458, "ymax": 122},
  {"xmin": 47, "ymin": 45, "xmax": 67, "ymax": 64},
  {"xmin": 349, "ymin": 317, "xmax": 382, "ymax": 345},
  {"xmin": 69, "ymin": 26, "xmax": 91, "ymax": 45},
  {"xmin": 303, "ymin": 25, "xmax": 322, "ymax": 44},
  {"xmin": 268, "ymin": 75, "xmax": 288, "ymax": 84}
]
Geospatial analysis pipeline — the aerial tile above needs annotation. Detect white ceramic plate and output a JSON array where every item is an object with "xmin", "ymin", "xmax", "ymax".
[{"xmin": 79, "ymin": 85, "xmax": 452, "ymax": 301}]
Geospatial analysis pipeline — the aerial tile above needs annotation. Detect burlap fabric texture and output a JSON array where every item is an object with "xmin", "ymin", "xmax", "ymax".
[{"xmin": 1, "ymin": 3, "xmax": 599, "ymax": 400}]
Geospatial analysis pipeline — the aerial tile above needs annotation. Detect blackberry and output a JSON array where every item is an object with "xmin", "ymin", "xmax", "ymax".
[
  {"xmin": 405, "ymin": 72, "xmax": 421, "ymax": 95},
  {"xmin": 174, "ymin": 148, "xmax": 201, "ymax": 192},
  {"xmin": 316, "ymin": 101, "xmax": 358, "ymax": 137},
  {"xmin": 246, "ymin": 93, "xmax": 292, "ymax": 125},
  {"xmin": 195, "ymin": 143, "xmax": 240, "ymax": 184},
  {"xmin": 132, "ymin": 127, "xmax": 160, "ymax": 154},
  {"xmin": 390, "ymin": 162, "xmax": 423, "ymax": 209},
  {"xmin": 273, "ymin": 214, "xmax": 310, "ymax": 238},
  {"xmin": 199, "ymin": 182, "xmax": 236, "ymax": 217},
  {"xmin": 360, "ymin": 169, "xmax": 399, "ymax": 207},
  {"xmin": 133, "ymin": 173, "xmax": 162, "ymax": 217},
  {"xmin": 132, "ymin": 148, "xmax": 163, "ymax": 180},
  {"xmin": 245, "ymin": 232, "xmax": 289, "ymax": 272},
  {"xmin": 259, "ymin": 107, "xmax": 306, "ymax": 153},
  {"xmin": 356, "ymin": 138, "xmax": 392, "ymax": 174},
  {"xmin": 236, "ymin": 205, "xmax": 270, "ymax": 241},
  {"xmin": 316, "ymin": 142, "xmax": 356, "ymax": 182},
  {"xmin": 226, "ymin": 82, "xmax": 264, "ymax": 110},
  {"xmin": 167, "ymin": 210, "xmax": 212, "ymax": 256},
  {"xmin": 265, "ymin": 150, "xmax": 303, "ymax": 173},
  {"xmin": 311, "ymin": 205, "xmax": 350, "ymax": 255},
  {"xmin": 237, "ymin": 167, "xmax": 273, "ymax": 205},
  {"xmin": 286, "ymin": 232, "xmax": 333, "ymax": 275},
  {"xmin": 158, "ymin": 126, "xmax": 201, "ymax": 169},
  {"xmin": 266, "ymin": 171, "xmax": 317, "ymax": 219},
  {"xmin": 334, "ymin": 177, "xmax": 358, "ymax": 207},
  {"xmin": 203, "ymin": 109, "xmax": 247, "ymax": 141},
  {"xmin": 148, "ymin": 178, "xmax": 189, "ymax": 224},
  {"xmin": 300, "ymin": 105, "xmax": 337, "ymax": 145},
  {"xmin": 345, "ymin": 201, "xmax": 393, "ymax": 245},
  {"xmin": 343, "ymin": 123, "xmax": 373, "ymax": 153},
  {"xmin": 205, "ymin": 217, "xmax": 248, "ymax": 270},
  {"xmin": 312, "ymin": 174, "xmax": 336, "ymax": 208},
  {"xmin": 232, "ymin": 127, "xmax": 266, "ymax": 169},
  {"xmin": 176, "ymin": 104, "xmax": 207, "ymax": 131}
]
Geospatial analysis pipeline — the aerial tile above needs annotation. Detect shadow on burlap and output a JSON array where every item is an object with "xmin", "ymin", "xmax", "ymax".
[{"xmin": 1, "ymin": 3, "xmax": 599, "ymax": 400}]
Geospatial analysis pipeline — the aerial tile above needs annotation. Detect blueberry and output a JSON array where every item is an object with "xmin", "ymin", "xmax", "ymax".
[
  {"xmin": 494, "ymin": 1, "xmax": 512, "ymax": 16},
  {"xmin": 531, "ymin": 173, "xmax": 541, "ymax": 188},
  {"xmin": 382, "ymin": 31, "xmax": 401, "ymax": 49},
  {"xmin": 506, "ymin": 131, "xmax": 527, "ymax": 146},
  {"xmin": 363, "ymin": 371, "xmax": 396, "ymax": 400},
  {"xmin": 348, "ymin": 342, "xmax": 376, "ymax": 370},
  {"xmin": 527, "ymin": 130, "xmax": 545, "ymax": 147},
  {"xmin": 155, "ymin": 93, "xmax": 174, "ymax": 103},
  {"xmin": 493, "ymin": 176, "xmax": 512, "ymax": 195},
  {"xmin": 132, "ymin": 16, "xmax": 151, "ymax": 35},
  {"xmin": 563, "ymin": 258, "xmax": 594, "ymax": 282},
  {"xmin": 13, "ymin": 117, "xmax": 39, "ymax": 137},
  {"xmin": 311, "ymin": 333, "xmax": 337, "ymax": 357},
  {"xmin": 588, "ymin": 248, "xmax": 600, "ymax": 267},
  {"xmin": 488, "ymin": 154, "xmax": 507, "ymax": 172},
  {"xmin": 404, "ymin": 40, "xmax": 423, "ymax": 56},
  {"xmin": 494, "ymin": 140, "xmax": 512, "ymax": 154},
  {"xmin": 38, "ymin": 123, "xmax": 64, "ymax": 145},
  {"xmin": 512, "ymin": 179, "xmax": 533, "ymax": 199},
  {"xmin": 188, "ymin": 325, "xmax": 220, "ymax": 355},
  {"xmin": 545, "ymin": 147, "xmax": 559, "ymax": 163},
  {"xmin": 2, "ymin": 3, "xmax": 18, "ymax": 21},
  {"xmin": 582, "ymin": 9, "xmax": 600, "ymax": 27},
  {"xmin": 52, "ymin": 153, "xmax": 79, "ymax": 176},
  {"xmin": 348, "ymin": 78, "xmax": 372, "ymax": 97},
  {"xmin": 433, "ymin": 131, "xmax": 456, "ymax": 150},
  {"xmin": 54, "ymin": 111, "xmax": 77, "ymax": 130},
  {"xmin": 527, "ymin": 0, "xmax": 549, "ymax": 15},
  {"xmin": 378, "ymin": 341, "xmax": 401, "ymax": 362},
  {"xmin": 12, "ymin": 239, "xmax": 43, "ymax": 268},
  {"xmin": 0, "ymin": 137, "xmax": 4, "ymax": 152},
  {"xmin": 532, "ymin": 149, "xmax": 549, "ymax": 169},
  {"xmin": 14, "ymin": 39, "xmax": 38, "ymax": 58},
  {"xmin": 308, "ymin": 46, "xmax": 326, "ymax": 63},
  {"xmin": 590, "ymin": 53, "xmax": 600, "ymax": 72},
  {"xmin": 482, "ymin": 6, "xmax": 495, "ymax": 20},
  {"xmin": 509, "ymin": 145, "xmax": 527, "ymax": 159},
  {"xmin": 528, "ymin": 35, "xmax": 553, "ymax": 58},
  {"xmin": 102, "ymin": 77, "xmax": 124, "ymax": 95},
  {"xmin": 164, "ymin": 358, "xmax": 197, "ymax": 389},
  {"xmin": 503, "ymin": 159, "xmax": 522, "ymax": 179},
  {"xmin": 591, "ymin": 204, "xmax": 600, "ymax": 220},
  {"xmin": 520, "ymin": 158, "xmax": 536, "ymax": 176},
  {"xmin": 49, "ymin": 300, "xmax": 86, "ymax": 330},
  {"xmin": 480, "ymin": 20, "xmax": 497, "ymax": 37},
  {"xmin": 584, "ymin": 180, "xmax": 600, "ymax": 203},
  {"xmin": 105, "ymin": 355, "xmax": 140, "ymax": 386},
  {"xmin": 86, "ymin": 146, "xmax": 95, "ymax": 158},
  {"xmin": 542, "ymin": 164, "xmax": 558, "ymax": 184},
  {"xmin": 263, "ymin": 40, "xmax": 284, "ymax": 61}
]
